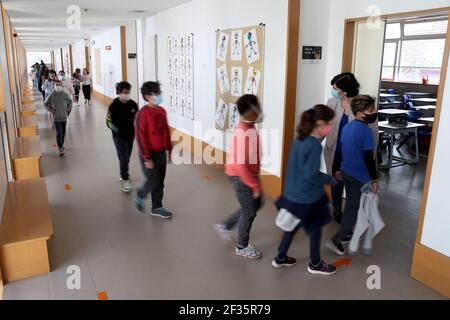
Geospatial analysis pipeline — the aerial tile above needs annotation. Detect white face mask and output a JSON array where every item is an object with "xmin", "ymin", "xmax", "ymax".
[
  {"xmin": 119, "ymin": 94, "xmax": 131, "ymax": 102},
  {"xmin": 59, "ymin": 75, "xmax": 66, "ymax": 80}
]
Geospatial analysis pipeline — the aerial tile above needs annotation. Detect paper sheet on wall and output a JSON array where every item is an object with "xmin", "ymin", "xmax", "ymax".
[
  {"xmin": 217, "ymin": 64, "xmax": 230, "ymax": 95},
  {"xmin": 230, "ymin": 67, "xmax": 243, "ymax": 97},
  {"xmin": 216, "ymin": 32, "xmax": 229, "ymax": 62},
  {"xmin": 231, "ymin": 30, "xmax": 243, "ymax": 61},
  {"xmin": 229, "ymin": 103, "xmax": 239, "ymax": 129},
  {"xmin": 244, "ymin": 28, "xmax": 260, "ymax": 64},
  {"xmin": 244, "ymin": 66, "xmax": 261, "ymax": 95},
  {"xmin": 216, "ymin": 99, "xmax": 229, "ymax": 129}
]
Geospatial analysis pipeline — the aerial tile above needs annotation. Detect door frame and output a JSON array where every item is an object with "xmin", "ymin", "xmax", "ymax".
[{"xmin": 342, "ymin": 7, "xmax": 450, "ymax": 297}]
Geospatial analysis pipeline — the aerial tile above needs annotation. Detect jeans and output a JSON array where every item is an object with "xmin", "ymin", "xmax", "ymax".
[
  {"xmin": 82, "ymin": 85, "xmax": 91, "ymax": 100},
  {"xmin": 137, "ymin": 152, "xmax": 167, "ymax": 210},
  {"xmin": 113, "ymin": 135, "xmax": 134, "ymax": 180},
  {"xmin": 276, "ymin": 199, "xmax": 328, "ymax": 266},
  {"xmin": 333, "ymin": 172, "xmax": 364, "ymax": 242},
  {"xmin": 223, "ymin": 176, "xmax": 262, "ymax": 249},
  {"xmin": 74, "ymin": 85, "xmax": 80, "ymax": 102},
  {"xmin": 54, "ymin": 121, "xmax": 67, "ymax": 149},
  {"xmin": 332, "ymin": 180, "xmax": 345, "ymax": 210}
]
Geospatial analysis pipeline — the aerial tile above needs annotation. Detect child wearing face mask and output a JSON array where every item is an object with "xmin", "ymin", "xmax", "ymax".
[
  {"xmin": 134, "ymin": 81, "xmax": 173, "ymax": 219},
  {"xmin": 107, "ymin": 82, "xmax": 139, "ymax": 193},
  {"xmin": 271, "ymin": 105, "xmax": 337, "ymax": 276},
  {"xmin": 43, "ymin": 70, "xmax": 58, "ymax": 106},
  {"xmin": 58, "ymin": 71, "xmax": 75, "ymax": 100},
  {"xmin": 214, "ymin": 94, "xmax": 264, "ymax": 260},
  {"xmin": 327, "ymin": 95, "xmax": 379, "ymax": 257},
  {"xmin": 47, "ymin": 81, "xmax": 73, "ymax": 157}
]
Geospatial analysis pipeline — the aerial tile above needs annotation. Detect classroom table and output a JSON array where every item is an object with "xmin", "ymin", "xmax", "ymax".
[
  {"xmin": 379, "ymin": 121, "xmax": 426, "ymax": 169},
  {"xmin": 379, "ymin": 101, "xmax": 403, "ymax": 109},
  {"xmin": 413, "ymin": 105, "xmax": 436, "ymax": 111},
  {"xmin": 404, "ymin": 92, "xmax": 433, "ymax": 99},
  {"xmin": 379, "ymin": 109, "xmax": 408, "ymax": 121},
  {"xmin": 418, "ymin": 117, "xmax": 435, "ymax": 127},
  {"xmin": 411, "ymin": 97, "xmax": 437, "ymax": 105},
  {"xmin": 380, "ymin": 93, "xmax": 400, "ymax": 98}
]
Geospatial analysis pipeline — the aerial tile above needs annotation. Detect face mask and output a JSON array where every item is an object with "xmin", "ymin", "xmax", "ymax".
[
  {"xmin": 318, "ymin": 124, "xmax": 333, "ymax": 137},
  {"xmin": 364, "ymin": 112, "xmax": 378, "ymax": 124},
  {"xmin": 119, "ymin": 94, "xmax": 131, "ymax": 102},
  {"xmin": 55, "ymin": 86, "xmax": 63, "ymax": 92},
  {"xmin": 60, "ymin": 75, "xmax": 65, "ymax": 80},
  {"xmin": 332, "ymin": 88, "xmax": 342, "ymax": 99},
  {"xmin": 154, "ymin": 95, "xmax": 163, "ymax": 105}
]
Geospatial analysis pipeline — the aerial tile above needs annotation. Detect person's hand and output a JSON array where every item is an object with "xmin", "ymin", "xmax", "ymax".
[
  {"xmin": 334, "ymin": 171, "xmax": 343, "ymax": 182},
  {"xmin": 144, "ymin": 160, "xmax": 155, "ymax": 170},
  {"xmin": 371, "ymin": 181, "xmax": 379, "ymax": 194}
]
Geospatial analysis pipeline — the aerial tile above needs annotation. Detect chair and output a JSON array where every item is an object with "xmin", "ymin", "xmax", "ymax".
[
  {"xmin": 396, "ymin": 111, "xmax": 431, "ymax": 151},
  {"xmin": 402, "ymin": 95, "xmax": 413, "ymax": 110}
]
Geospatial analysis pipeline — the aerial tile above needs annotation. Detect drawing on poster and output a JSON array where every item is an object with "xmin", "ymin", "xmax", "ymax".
[
  {"xmin": 217, "ymin": 64, "xmax": 230, "ymax": 95},
  {"xmin": 244, "ymin": 29, "xmax": 260, "ymax": 64},
  {"xmin": 217, "ymin": 32, "xmax": 229, "ymax": 62},
  {"xmin": 231, "ymin": 67, "xmax": 243, "ymax": 97},
  {"xmin": 229, "ymin": 103, "xmax": 239, "ymax": 129},
  {"xmin": 216, "ymin": 99, "xmax": 229, "ymax": 129},
  {"xmin": 231, "ymin": 30, "xmax": 243, "ymax": 61},
  {"xmin": 168, "ymin": 34, "xmax": 194, "ymax": 119},
  {"xmin": 245, "ymin": 66, "xmax": 261, "ymax": 95}
]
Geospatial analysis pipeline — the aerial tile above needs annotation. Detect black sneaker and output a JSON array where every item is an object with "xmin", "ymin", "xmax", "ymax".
[
  {"xmin": 272, "ymin": 256, "xmax": 297, "ymax": 269},
  {"xmin": 326, "ymin": 239, "xmax": 346, "ymax": 256},
  {"xmin": 333, "ymin": 207, "xmax": 342, "ymax": 224},
  {"xmin": 341, "ymin": 234, "xmax": 353, "ymax": 244},
  {"xmin": 308, "ymin": 261, "xmax": 337, "ymax": 276},
  {"xmin": 151, "ymin": 207, "xmax": 173, "ymax": 220}
]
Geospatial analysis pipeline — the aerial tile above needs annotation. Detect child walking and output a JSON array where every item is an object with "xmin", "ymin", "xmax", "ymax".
[
  {"xmin": 107, "ymin": 82, "xmax": 139, "ymax": 193},
  {"xmin": 272, "ymin": 105, "xmax": 337, "ymax": 276},
  {"xmin": 81, "ymin": 68, "xmax": 92, "ymax": 105},
  {"xmin": 47, "ymin": 81, "xmax": 73, "ymax": 157},
  {"xmin": 327, "ymin": 95, "xmax": 379, "ymax": 256},
  {"xmin": 215, "ymin": 94, "xmax": 264, "ymax": 260},
  {"xmin": 134, "ymin": 82, "xmax": 173, "ymax": 219}
]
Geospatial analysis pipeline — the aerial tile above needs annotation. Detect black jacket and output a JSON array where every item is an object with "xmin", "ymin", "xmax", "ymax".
[{"xmin": 107, "ymin": 98, "xmax": 139, "ymax": 139}]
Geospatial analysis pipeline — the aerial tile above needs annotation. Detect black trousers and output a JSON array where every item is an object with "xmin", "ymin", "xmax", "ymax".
[
  {"xmin": 82, "ymin": 84, "xmax": 91, "ymax": 100},
  {"xmin": 54, "ymin": 121, "xmax": 67, "ymax": 149},
  {"xmin": 74, "ymin": 85, "xmax": 80, "ymax": 102},
  {"xmin": 113, "ymin": 135, "xmax": 134, "ymax": 180},
  {"xmin": 137, "ymin": 151, "xmax": 167, "ymax": 210}
]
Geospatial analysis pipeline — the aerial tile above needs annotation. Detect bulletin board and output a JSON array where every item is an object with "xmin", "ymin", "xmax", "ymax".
[{"xmin": 215, "ymin": 25, "xmax": 265, "ymax": 131}]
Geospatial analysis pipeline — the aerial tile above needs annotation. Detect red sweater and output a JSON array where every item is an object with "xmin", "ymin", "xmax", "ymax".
[
  {"xmin": 225, "ymin": 122, "xmax": 261, "ymax": 193},
  {"xmin": 135, "ymin": 105, "xmax": 173, "ymax": 161}
]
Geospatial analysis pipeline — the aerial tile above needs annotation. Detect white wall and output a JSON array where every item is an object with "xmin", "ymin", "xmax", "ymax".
[
  {"xmin": 125, "ymin": 22, "xmax": 139, "ymax": 102},
  {"xmin": 144, "ymin": 0, "xmax": 289, "ymax": 176},
  {"xmin": 72, "ymin": 39, "xmax": 86, "ymax": 71},
  {"xmin": 91, "ymin": 27, "xmax": 122, "ymax": 99}
]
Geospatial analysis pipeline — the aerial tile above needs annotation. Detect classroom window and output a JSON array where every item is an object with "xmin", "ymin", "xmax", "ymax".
[{"xmin": 381, "ymin": 18, "xmax": 448, "ymax": 84}]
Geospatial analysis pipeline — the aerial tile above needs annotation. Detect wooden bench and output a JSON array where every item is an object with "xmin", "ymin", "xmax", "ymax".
[
  {"xmin": 0, "ymin": 178, "xmax": 53, "ymax": 283},
  {"xmin": 13, "ymin": 136, "xmax": 42, "ymax": 181},
  {"xmin": 21, "ymin": 104, "xmax": 36, "ymax": 117},
  {"xmin": 18, "ymin": 115, "xmax": 38, "ymax": 137}
]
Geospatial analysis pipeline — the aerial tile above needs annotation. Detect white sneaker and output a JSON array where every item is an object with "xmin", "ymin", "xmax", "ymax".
[
  {"xmin": 214, "ymin": 224, "xmax": 234, "ymax": 242},
  {"xmin": 235, "ymin": 245, "xmax": 262, "ymax": 260},
  {"xmin": 120, "ymin": 179, "xmax": 133, "ymax": 193}
]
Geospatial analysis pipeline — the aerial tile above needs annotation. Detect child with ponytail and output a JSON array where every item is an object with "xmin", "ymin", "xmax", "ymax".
[{"xmin": 272, "ymin": 104, "xmax": 337, "ymax": 276}]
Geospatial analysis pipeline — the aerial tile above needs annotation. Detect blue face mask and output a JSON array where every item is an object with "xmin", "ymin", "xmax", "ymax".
[
  {"xmin": 155, "ymin": 95, "xmax": 163, "ymax": 105},
  {"xmin": 331, "ymin": 88, "xmax": 341, "ymax": 99}
]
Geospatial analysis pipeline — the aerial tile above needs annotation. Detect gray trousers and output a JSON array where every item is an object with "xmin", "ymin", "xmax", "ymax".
[
  {"xmin": 137, "ymin": 151, "xmax": 167, "ymax": 210},
  {"xmin": 333, "ymin": 172, "xmax": 364, "ymax": 242},
  {"xmin": 223, "ymin": 176, "xmax": 262, "ymax": 249}
]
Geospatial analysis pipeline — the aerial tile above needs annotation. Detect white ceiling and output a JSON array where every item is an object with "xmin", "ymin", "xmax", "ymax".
[{"xmin": 3, "ymin": 0, "xmax": 190, "ymax": 51}]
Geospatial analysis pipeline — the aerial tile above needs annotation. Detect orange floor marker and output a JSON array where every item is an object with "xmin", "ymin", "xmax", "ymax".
[
  {"xmin": 64, "ymin": 184, "xmax": 73, "ymax": 191},
  {"xmin": 98, "ymin": 292, "xmax": 108, "ymax": 300},
  {"xmin": 333, "ymin": 258, "xmax": 352, "ymax": 269},
  {"xmin": 202, "ymin": 175, "xmax": 212, "ymax": 181},
  {"xmin": 53, "ymin": 144, "xmax": 58, "ymax": 148}
]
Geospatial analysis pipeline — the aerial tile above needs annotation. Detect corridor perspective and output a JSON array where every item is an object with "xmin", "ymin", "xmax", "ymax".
[{"xmin": 0, "ymin": 0, "xmax": 449, "ymax": 303}]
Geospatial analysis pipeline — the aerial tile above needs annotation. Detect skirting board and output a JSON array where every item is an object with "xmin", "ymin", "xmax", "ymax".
[
  {"xmin": 169, "ymin": 127, "xmax": 282, "ymax": 199},
  {"xmin": 411, "ymin": 243, "xmax": 450, "ymax": 298},
  {"xmin": 92, "ymin": 90, "xmax": 114, "ymax": 105}
]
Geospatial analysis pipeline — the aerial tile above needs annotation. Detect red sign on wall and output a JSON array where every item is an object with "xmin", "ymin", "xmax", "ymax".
[{"xmin": 105, "ymin": 45, "xmax": 112, "ymax": 51}]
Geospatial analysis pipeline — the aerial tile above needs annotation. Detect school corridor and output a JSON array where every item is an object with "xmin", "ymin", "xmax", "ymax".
[{"xmin": 0, "ymin": 0, "xmax": 449, "ymax": 301}]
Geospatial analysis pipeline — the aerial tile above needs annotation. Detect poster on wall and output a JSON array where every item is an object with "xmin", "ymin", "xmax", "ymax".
[
  {"xmin": 168, "ymin": 34, "xmax": 194, "ymax": 119},
  {"xmin": 215, "ymin": 25, "xmax": 265, "ymax": 131},
  {"xmin": 302, "ymin": 46, "xmax": 322, "ymax": 64}
]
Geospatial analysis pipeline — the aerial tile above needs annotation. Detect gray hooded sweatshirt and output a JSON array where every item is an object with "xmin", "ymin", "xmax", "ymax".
[{"xmin": 47, "ymin": 91, "xmax": 73, "ymax": 122}]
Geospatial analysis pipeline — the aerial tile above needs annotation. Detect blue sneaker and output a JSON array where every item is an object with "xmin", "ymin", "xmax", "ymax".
[
  {"xmin": 151, "ymin": 207, "xmax": 173, "ymax": 219},
  {"xmin": 134, "ymin": 194, "xmax": 145, "ymax": 213}
]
